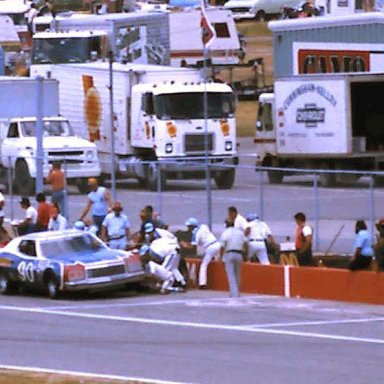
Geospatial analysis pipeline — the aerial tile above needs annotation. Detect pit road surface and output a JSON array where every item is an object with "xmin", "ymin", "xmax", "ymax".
[{"xmin": 0, "ymin": 289, "xmax": 383, "ymax": 383}]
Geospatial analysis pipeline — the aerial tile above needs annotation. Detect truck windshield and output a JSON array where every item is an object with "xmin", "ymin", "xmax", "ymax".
[
  {"xmin": 154, "ymin": 92, "xmax": 235, "ymax": 120},
  {"xmin": 40, "ymin": 233, "xmax": 106, "ymax": 259},
  {"xmin": 21, "ymin": 120, "xmax": 74, "ymax": 137},
  {"xmin": 32, "ymin": 36, "xmax": 101, "ymax": 64}
]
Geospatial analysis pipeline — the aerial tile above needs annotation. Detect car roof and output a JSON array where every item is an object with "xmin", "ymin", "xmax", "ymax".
[{"xmin": 18, "ymin": 229, "xmax": 86, "ymax": 242}]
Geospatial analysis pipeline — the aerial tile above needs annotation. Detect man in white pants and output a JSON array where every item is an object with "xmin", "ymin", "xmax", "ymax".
[
  {"xmin": 142, "ymin": 224, "xmax": 186, "ymax": 292},
  {"xmin": 246, "ymin": 213, "xmax": 277, "ymax": 265},
  {"xmin": 180, "ymin": 217, "xmax": 221, "ymax": 290}
]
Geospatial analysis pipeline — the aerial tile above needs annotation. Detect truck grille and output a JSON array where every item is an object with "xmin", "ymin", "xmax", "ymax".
[
  {"xmin": 48, "ymin": 151, "xmax": 84, "ymax": 156},
  {"xmin": 87, "ymin": 264, "xmax": 126, "ymax": 279},
  {"xmin": 185, "ymin": 133, "xmax": 214, "ymax": 153},
  {"xmin": 228, "ymin": 7, "xmax": 251, "ymax": 13}
]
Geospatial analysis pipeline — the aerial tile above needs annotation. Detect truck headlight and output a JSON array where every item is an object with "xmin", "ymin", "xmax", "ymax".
[
  {"xmin": 165, "ymin": 143, "xmax": 173, "ymax": 153},
  {"xmin": 225, "ymin": 141, "xmax": 233, "ymax": 151},
  {"xmin": 85, "ymin": 150, "xmax": 95, "ymax": 160}
]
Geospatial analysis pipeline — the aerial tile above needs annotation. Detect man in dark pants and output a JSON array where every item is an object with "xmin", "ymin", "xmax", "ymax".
[{"xmin": 294, "ymin": 212, "xmax": 313, "ymax": 266}]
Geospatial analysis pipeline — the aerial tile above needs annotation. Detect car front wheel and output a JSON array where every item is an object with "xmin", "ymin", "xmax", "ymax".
[
  {"xmin": 46, "ymin": 274, "xmax": 61, "ymax": 299},
  {"xmin": 0, "ymin": 271, "xmax": 16, "ymax": 295}
]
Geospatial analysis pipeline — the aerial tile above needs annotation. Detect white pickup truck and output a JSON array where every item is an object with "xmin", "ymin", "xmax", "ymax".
[
  {"xmin": 0, "ymin": 77, "xmax": 100, "ymax": 195},
  {"xmin": 0, "ymin": 116, "xmax": 100, "ymax": 195}
]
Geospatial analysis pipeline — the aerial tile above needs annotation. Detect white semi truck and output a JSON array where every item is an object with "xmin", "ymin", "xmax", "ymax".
[
  {"xmin": 0, "ymin": 77, "xmax": 100, "ymax": 195},
  {"xmin": 46, "ymin": 62, "xmax": 238, "ymax": 190},
  {"xmin": 255, "ymin": 74, "xmax": 384, "ymax": 186}
]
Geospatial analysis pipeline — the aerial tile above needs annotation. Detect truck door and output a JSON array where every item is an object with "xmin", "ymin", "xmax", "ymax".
[
  {"xmin": 1, "ymin": 121, "xmax": 20, "ymax": 167},
  {"xmin": 255, "ymin": 94, "xmax": 277, "ymax": 163}
]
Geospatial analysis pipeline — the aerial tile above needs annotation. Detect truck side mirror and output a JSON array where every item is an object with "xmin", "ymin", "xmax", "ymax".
[{"xmin": 142, "ymin": 92, "xmax": 154, "ymax": 115}]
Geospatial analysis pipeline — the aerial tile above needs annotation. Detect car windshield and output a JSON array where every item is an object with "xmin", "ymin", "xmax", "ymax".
[
  {"xmin": 32, "ymin": 36, "xmax": 102, "ymax": 64},
  {"xmin": 153, "ymin": 92, "xmax": 235, "ymax": 120},
  {"xmin": 40, "ymin": 233, "xmax": 106, "ymax": 258},
  {"xmin": 21, "ymin": 120, "xmax": 74, "ymax": 137}
]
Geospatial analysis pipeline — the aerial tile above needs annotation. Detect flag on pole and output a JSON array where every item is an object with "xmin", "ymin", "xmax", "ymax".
[{"xmin": 200, "ymin": 0, "xmax": 216, "ymax": 49}]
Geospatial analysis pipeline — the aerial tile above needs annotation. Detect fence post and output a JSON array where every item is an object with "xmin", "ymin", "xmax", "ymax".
[
  {"xmin": 369, "ymin": 175, "xmax": 375, "ymax": 243},
  {"xmin": 63, "ymin": 158, "xmax": 69, "ymax": 222},
  {"xmin": 258, "ymin": 167, "xmax": 264, "ymax": 220},
  {"xmin": 313, "ymin": 172, "xmax": 319, "ymax": 252},
  {"xmin": 7, "ymin": 157, "xmax": 13, "ymax": 220},
  {"xmin": 156, "ymin": 160, "xmax": 163, "ymax": 220}
]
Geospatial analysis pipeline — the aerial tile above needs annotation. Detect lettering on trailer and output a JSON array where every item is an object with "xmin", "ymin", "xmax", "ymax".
[
  {"xmin": 283, "ymin": 84, "xmax": 337, "ymax": 111},
  {"xmin": 296, "ymin": 103, "xmax": 325, "ymax": 128}
]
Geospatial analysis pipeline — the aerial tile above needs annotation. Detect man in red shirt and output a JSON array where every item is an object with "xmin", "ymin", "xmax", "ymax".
[{"xmin": 36, "ymin": 193, "xmax": 52, "ymax": 231}]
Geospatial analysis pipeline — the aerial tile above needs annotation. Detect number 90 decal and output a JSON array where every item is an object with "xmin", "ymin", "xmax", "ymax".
[{"xmin": 17, "ymin": 261, "xmax": 35, "ymax": 283}]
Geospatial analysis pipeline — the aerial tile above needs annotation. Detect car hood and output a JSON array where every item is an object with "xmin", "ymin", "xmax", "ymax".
[{"xmin": 50, "ymin": 249, "xmax": 124, "ymax": 264}]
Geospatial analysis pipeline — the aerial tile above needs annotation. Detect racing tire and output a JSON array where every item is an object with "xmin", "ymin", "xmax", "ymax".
[
  {"xmin": 0, "ymin": 270, "xmax": 17, "ymax": 295},
  {"xmin": 15, "ymin": 160, "xmax": 35, "ymax": 196},
  {"xmin": 214, "ymin": 169, "xmax": 235, "ymax": 189},
  {"xmin": 46, "ymin": 274, "xmax": 61, "ymax": 299},
  {"xmin": 146, "ymin": 162, "xmax": 166, "ymax": 191},
  {"xmin": 76, "ymin": 178, "xmax": 89, "ymax": 194}
]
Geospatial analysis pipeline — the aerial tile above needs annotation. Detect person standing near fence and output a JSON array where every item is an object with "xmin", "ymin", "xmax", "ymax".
[
  {"xmin": 349, "ymin": 220, "xmax": 373, "ymax": 271},
  {"xmin": 46, "ymin": 161, "xmax": 66, "ymax": 217},
  {"xmin": 219, "ymin": 219, "xmax": 247, "ymax": 298},
  {"xmin": 79, "ymin": 177, "xmax": 112, "ymax": 235},
  {"xmin": 227, "ymin": 206, "xmax": 249, "ymax": 235},
  {"xmin": 180, "ymin": 217, "xmax": 221, "ymax": 290},
  {"xmin": 294, "ymin": 212, "xmax": 313, "ymax": 266}
]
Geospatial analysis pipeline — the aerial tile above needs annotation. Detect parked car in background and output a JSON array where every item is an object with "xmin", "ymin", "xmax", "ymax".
[
  {"xmin": 0, "ymin": 230, "xmax": 145, "ymax": 299},
  {"xmin": 223, "ymin": 0, "xmax": 303, "ymax": 21}
]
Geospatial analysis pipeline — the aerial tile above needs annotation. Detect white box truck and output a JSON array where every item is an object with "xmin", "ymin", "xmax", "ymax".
[
  {"xmin": 47, "ymin": 62, "xmax": 238, "ymax": 190},
  {"xmin": 0, "ymin": 76, "xmax": 100, "ymax": 195},
  {"xmin": 255, "ymin": 73, "xmax": 384, "ymax": 186}
]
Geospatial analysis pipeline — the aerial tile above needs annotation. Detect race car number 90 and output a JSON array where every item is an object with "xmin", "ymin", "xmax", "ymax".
[{"xmin": 17, "ymin": 261, "xmax": 35, "ymax": 283}]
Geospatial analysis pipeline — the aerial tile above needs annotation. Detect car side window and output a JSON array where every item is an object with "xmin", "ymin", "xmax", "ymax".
[{"xmin": 19, "ymin": 240, "xmax": 37, "ymax": 257}]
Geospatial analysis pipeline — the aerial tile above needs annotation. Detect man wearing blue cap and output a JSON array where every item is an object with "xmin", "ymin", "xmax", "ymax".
[
  {"xmin": 180, "ymin": 217, "xmax": 220, "ymax": 289},
  {"xmin": 246, "ymin": 213, "xmax": 278, "ymax": 264}
]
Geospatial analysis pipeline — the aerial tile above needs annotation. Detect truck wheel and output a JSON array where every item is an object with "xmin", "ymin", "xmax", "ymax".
[
  {"xmin": 214, "ymin": 169, "xmax": 235, "ymax": 189},
  {"xmin": 267, "ymin": 170, "xmax": 284, "ymax": 184},
  {"xmin": 146, "ymin": 162, "xmax": 166, "ymax": 191},
  {"xmin": 46, "ymin": 273, "xmax": 60, "ymax": 299},
  {"xmin": 318, "ymin": 164, "xmax": 336, "ymax": 187},
  {"xmin": 15, "ymin": 160, "xmax": 35, "ymax": 196},
  {"xmin": 76, "ymin": 178, "xmax": 89, "ymax": 194},
  {"xmin": 255, "ymin": 10, "xmax": 266, "ymax": 21}
]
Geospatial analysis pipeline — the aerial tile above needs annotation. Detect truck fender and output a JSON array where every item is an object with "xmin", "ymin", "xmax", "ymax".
[{"xmin": 15, "ymin": 155, "xmax": 36, "ymax": 178}]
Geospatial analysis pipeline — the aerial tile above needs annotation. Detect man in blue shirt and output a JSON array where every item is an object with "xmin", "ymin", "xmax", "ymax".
[{"xmin": 349, "ymin": 220, "xmax": 373, "ymax": 271}]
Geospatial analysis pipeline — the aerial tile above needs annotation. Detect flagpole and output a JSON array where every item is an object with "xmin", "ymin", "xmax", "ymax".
[
  {"xmin": 203, "ymin": 46, "xmax": 212, "ymax": 230},
  {"xmin": 201, "ymin": 0, "xmax": 215, "ymax": 230}
]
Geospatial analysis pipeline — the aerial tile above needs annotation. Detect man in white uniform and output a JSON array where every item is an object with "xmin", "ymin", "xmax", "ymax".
[
  {"xmin": 220, "ymin": 220, "xmax": 247, "ymax": 298},
  {"xmin": 101, "ymin": 202, "xmax": 130, "ymax": 250},
  {"xmin": 246, "ymin": 213, "xmax": 278, "ymax": 265},
  {"xmin": 227, "ymin": 206, "xmax": 249, "ymax": 235},
  {"xmin": 47, "ymin": 205, "xmax": 68, "ymax": 231},
  {"xmin": 180, "ymin": 217, "xmax": 221, "ymax": 290},
  {"xmin": 143, "ymin": 223, "xmax": 186, "ymax": 291}
]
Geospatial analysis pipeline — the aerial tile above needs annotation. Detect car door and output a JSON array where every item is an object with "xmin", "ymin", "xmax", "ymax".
[{"xmin": 16, "ymin": 240, "xmax": 39, "ymax": 288}]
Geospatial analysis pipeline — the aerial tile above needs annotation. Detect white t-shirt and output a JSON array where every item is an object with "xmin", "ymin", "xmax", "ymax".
[
  {"xmin": 234, "ymin": 214, "xmax": 249, "ymax": 231},
  {"xmin": 248, "ymin": 220, "xmax": 272, "ymax": 240},
  {"xmin": 26, "ymin": 206, "xmax": 37, "ymax": 224},
  {"xmin": 192, "ymin": 224, "xmax": 217, "ymax": 248},
  {"xmin": 48, "ymin": 214, "xmax": 68, "ymax": 231},
  {"xmin": 302, "ymin": 225, "xmax": 312, "ymax": 237}
]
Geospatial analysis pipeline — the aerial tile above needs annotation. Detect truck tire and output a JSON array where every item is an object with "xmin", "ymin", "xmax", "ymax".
[
  {"xmin": 15, "ymin": 160, "xmax": 35, "ymax": 196},
  {"xmin": 255, "ymin": 10, "xmax": 266, "ymax": 21},
  {"xmin": 214, "ymin": 169, "xmax": 235, "ymax": 189},
  {"xmin": 146, "ymin": 162, "xmax": 166, "ymax": 191},
  {"xmin": 267, "ymin": 170, "xmax": 284, "ymax": 184},
  {"xmin": 76, "ymin": 178, "xmax": 89, "ymax": 194},
  {"xmin": 318, "ymin": 163, "xmax": 336, "ymax": 187}
]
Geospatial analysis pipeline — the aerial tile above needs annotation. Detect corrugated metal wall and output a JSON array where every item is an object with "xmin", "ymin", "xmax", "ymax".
[{"xmin": 273, "ymin": 23, "xmax": 384, "ymax": 77}]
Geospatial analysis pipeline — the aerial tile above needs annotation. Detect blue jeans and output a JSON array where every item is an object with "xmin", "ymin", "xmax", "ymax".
[{"xmin": 51, "ymin": 189, "xmax": 66, "ymax": 217}]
